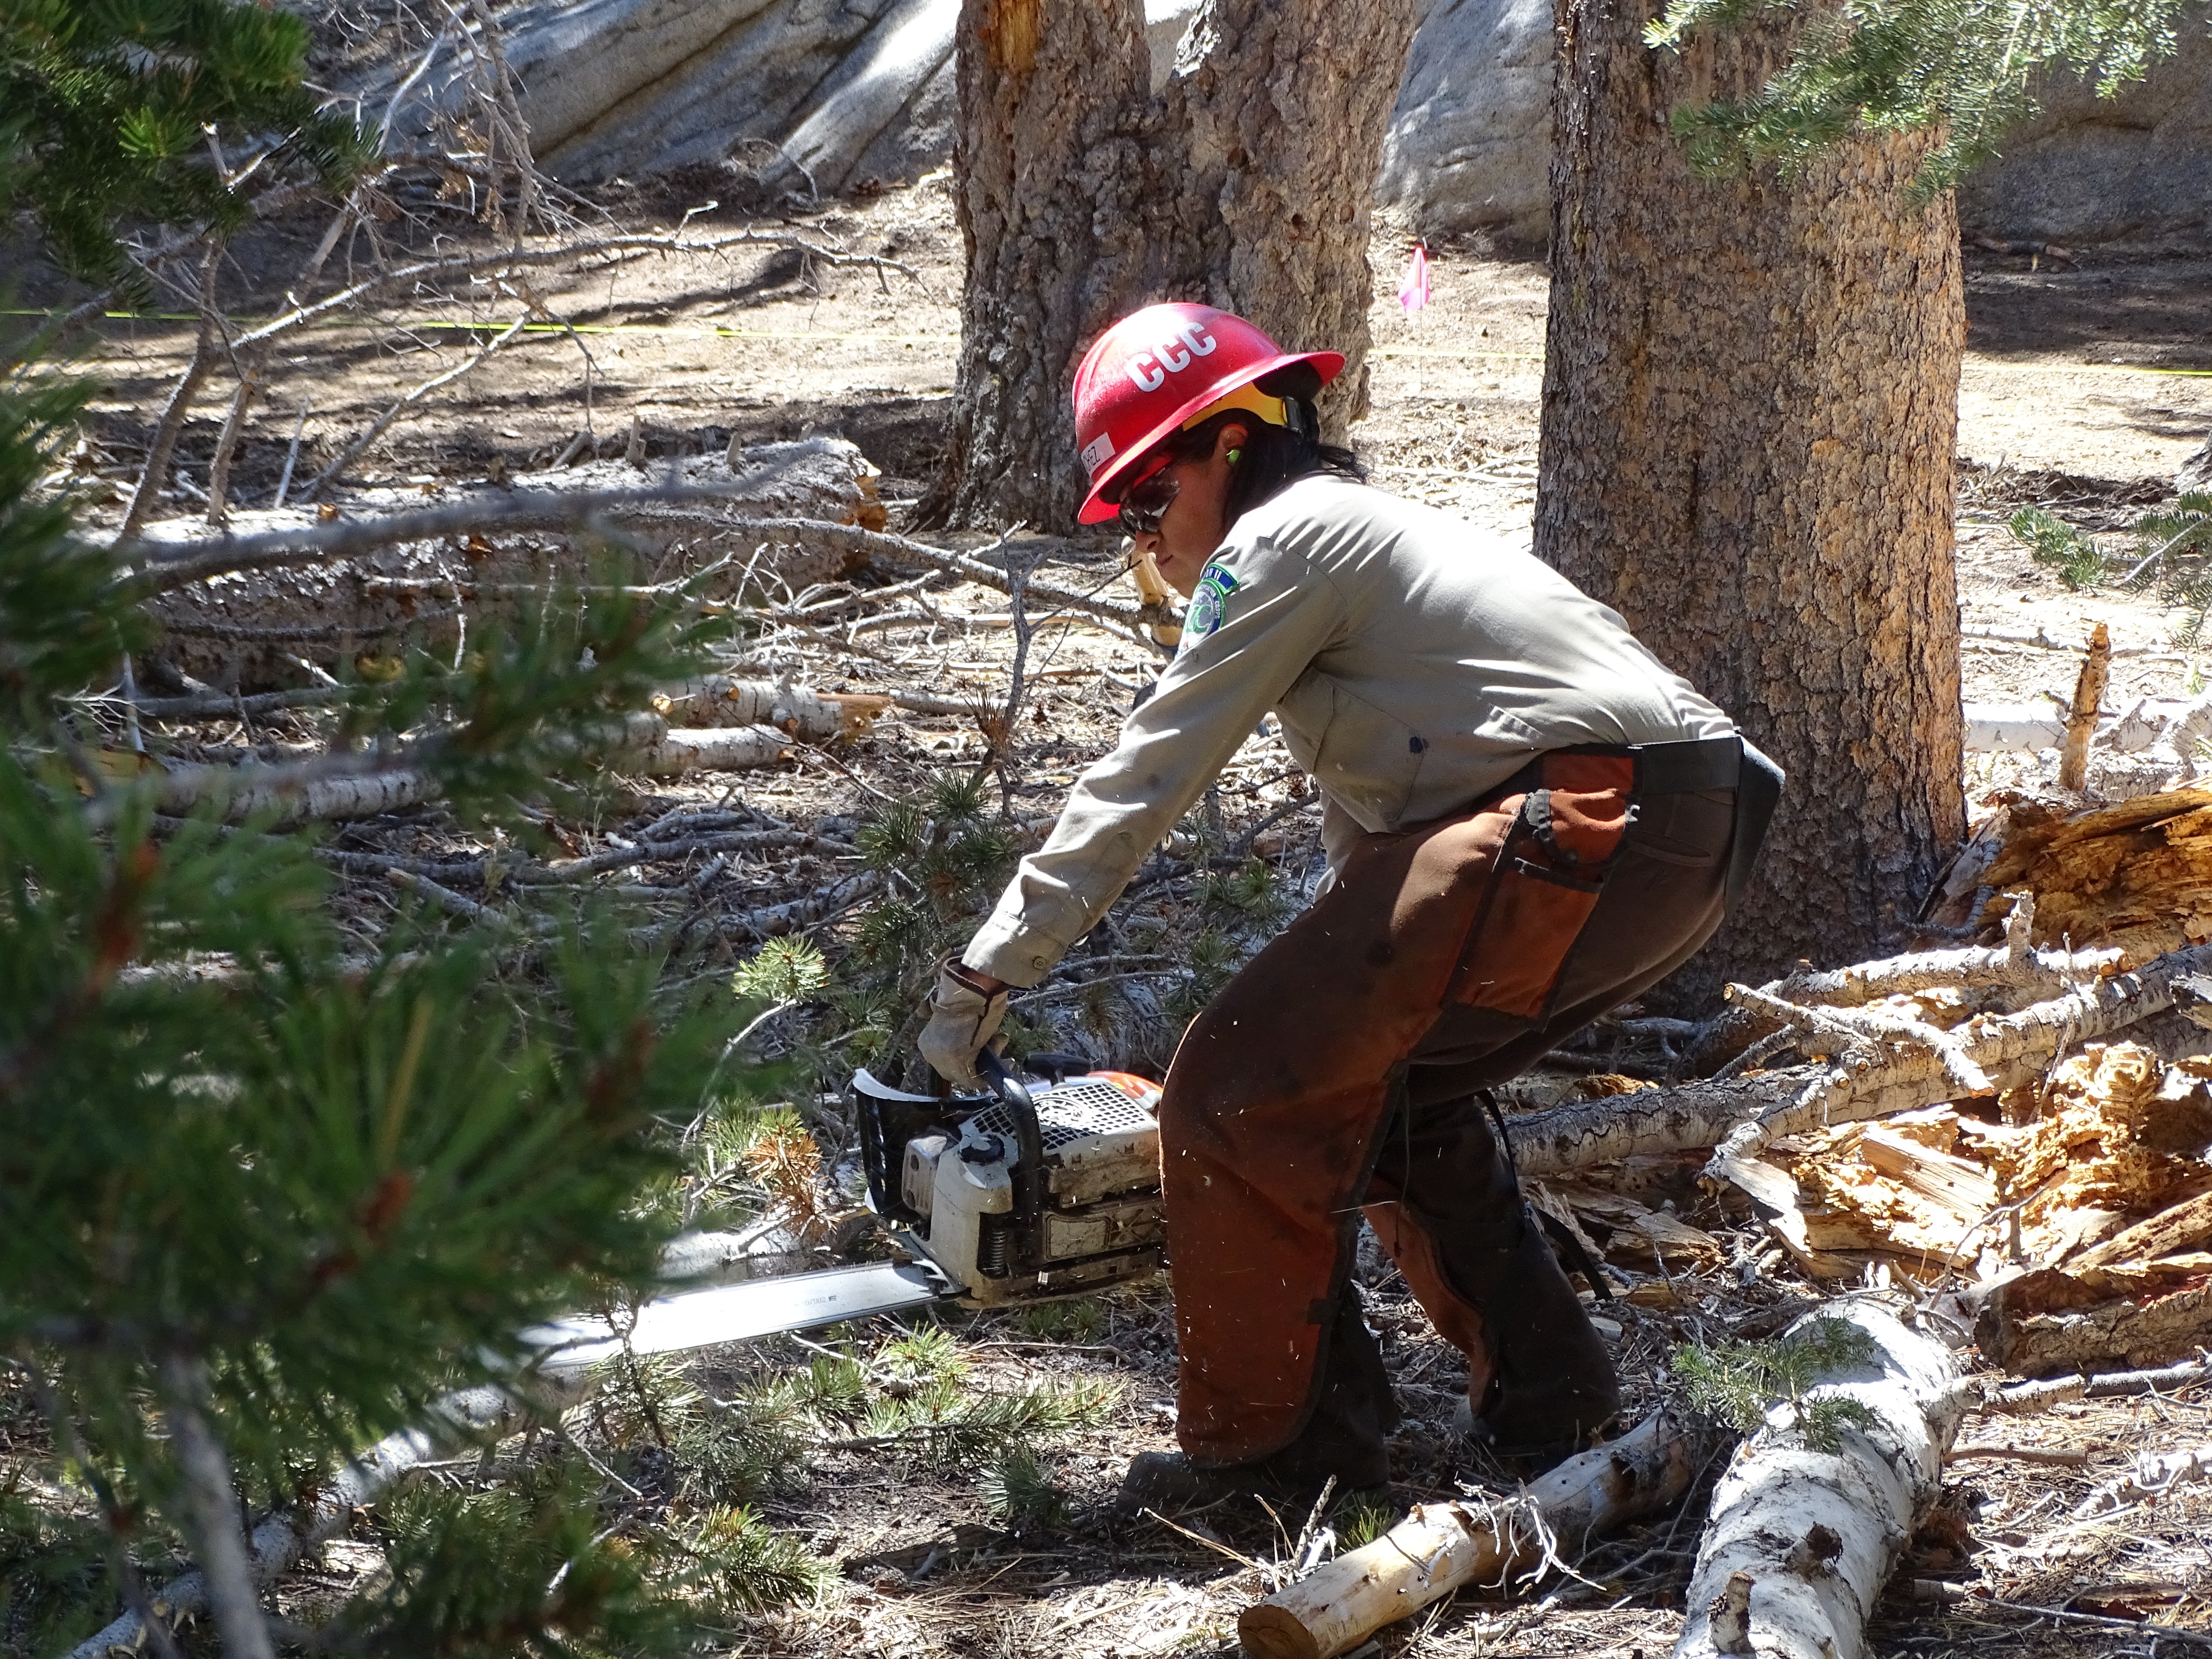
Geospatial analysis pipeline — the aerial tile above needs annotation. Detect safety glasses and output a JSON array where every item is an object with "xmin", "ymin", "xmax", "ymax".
[{"xmin": 1114, "ymin": 453, "xmax": 1182, "ymax": 537}]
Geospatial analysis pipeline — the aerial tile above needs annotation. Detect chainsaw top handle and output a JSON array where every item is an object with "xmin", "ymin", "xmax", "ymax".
[{"xmin": 975, "ymin": 1047, "xmax": 1046, "ymax": 1229}]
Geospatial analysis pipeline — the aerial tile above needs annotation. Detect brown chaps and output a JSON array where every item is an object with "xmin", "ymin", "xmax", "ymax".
[{"xmin": 1159, "ymin": 747, "xmax": 1738, "ymax": 1467}]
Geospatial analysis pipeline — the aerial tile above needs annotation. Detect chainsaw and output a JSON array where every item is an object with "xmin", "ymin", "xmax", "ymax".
[{"xmin": 527, "ymin": 1051, "xmax": 1167, "ymax": 1368}]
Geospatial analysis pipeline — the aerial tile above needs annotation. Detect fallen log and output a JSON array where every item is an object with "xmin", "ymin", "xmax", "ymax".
[
  {"xmin": 130, "ymin": 441, "xmax": 887, "ymax": 688},
  {"xmin": 1680, "ymin": 893, "xmax": 2119, "ymax": 1077},
  {"xmin": 1237, "ymin": 1409, "xmax": 1706, "ymax": 1659},
  {"xmin": 150, "ymin": 716, "xmax": 815, "ymax": 825},
  {"xmin": 1505, "ymin": 938, "xmax": 2212, "ymax": 1181},
  {"xmin": 1673, "ymin": 1301, "xmax": 1967, "ymax": 1659}
]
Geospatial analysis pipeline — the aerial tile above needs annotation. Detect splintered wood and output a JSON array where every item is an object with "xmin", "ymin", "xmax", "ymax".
[
  {"xmin": 1713, "ymin": 1038, "xmax": 2212, "ymax": 1375},
  {"xmin": 1957, "ymin": 787, "xmax": 2212, "ymax": 961},
  {"xmin": 1781, "ymin": 1048, "xmax": 2212, "ymax": 1269}
]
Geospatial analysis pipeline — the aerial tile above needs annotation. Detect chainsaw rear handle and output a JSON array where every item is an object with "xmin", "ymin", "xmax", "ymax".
[{"xmin": 975, "ymin": 1047, "xmax": 1046, "ymax": 1229}]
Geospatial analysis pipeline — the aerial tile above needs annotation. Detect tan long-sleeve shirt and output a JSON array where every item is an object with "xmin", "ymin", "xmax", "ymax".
[{"xmin": 964, "ymin": 477, "xmax": 1733, "ymax": 988}]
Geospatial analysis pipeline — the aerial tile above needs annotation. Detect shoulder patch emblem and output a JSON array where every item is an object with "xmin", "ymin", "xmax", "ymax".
[{"xmin": 1182, "ymin": 562, "xmax": 1241, "ymax": 643}]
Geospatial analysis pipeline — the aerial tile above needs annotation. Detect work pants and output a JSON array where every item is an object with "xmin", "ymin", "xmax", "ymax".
[{"xmin": 1158, "ymin": 743, "xmax": 1740, "ymax": 1471}]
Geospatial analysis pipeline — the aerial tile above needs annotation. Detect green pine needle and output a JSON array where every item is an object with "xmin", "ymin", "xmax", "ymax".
[
  {"xmin": 1672, "ymin": 1316, "xmax": 1882, "ymax": 1451},
  {"xmin": 1643, "ymin": 0, "xmax": 2195, "ymax": 204}
]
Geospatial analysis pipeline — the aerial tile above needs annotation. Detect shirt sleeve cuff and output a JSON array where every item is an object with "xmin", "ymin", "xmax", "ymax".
[{"xmin": 961, "ymin": 914, "xmax": 1066, "ymax": 990}]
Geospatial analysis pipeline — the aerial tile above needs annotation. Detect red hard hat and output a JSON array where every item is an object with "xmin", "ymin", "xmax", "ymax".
[{"xmin": 1070, "ymin": 303, "xmax": 1344, "ymax": 525}]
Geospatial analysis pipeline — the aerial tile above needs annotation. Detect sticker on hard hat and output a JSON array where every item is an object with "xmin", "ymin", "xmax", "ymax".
[
  {"xmin": 1124, "ymin": 324, "xmax": 1218, "ymax": 392},
  {"xmin": 1080, "ymin": 432, "xmax": 1114, "ymax": 474},
  {"xmin": 1182, "ymin": 561, "xmax": 1240, "ymax": 644}
]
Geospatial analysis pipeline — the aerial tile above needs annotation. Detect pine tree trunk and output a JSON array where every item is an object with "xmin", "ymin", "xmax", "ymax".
[
  {"xmin": 1534, "ymin": 0, "xmax": 1967, "ymax": 996},
  {"xmin": 924, "ymin": 0, "xmax": 1418, "ymax": 527},
  {"xmin": 923, "ymin": 0, "xmax": 1154, "ymax": 530},
  {"xmin": 1149, "ymin": 0, "xmax": 1418, "ymax": 442}
]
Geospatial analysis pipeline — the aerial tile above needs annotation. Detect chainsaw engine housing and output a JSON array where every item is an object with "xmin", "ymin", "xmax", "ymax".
[{"xmin": 853, "ymin": 1067, "xmax": 1164, "ymax": 1307}]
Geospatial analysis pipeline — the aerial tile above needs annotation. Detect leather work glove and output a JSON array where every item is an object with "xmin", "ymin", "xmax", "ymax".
[{"xmin": 919, "ymin": 958, "xmax": 1010, "ymax": 1088}]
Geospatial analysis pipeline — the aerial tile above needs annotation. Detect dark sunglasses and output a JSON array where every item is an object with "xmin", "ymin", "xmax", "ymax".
[{"xmin": 1115, "ymin": 454, "xmax": 1182, "ymax": 537}]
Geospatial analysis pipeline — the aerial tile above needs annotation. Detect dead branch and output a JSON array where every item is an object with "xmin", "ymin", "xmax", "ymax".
[
  {"xmin": 204, "ymin": 352, "xmax": 265, "ymax": 527},
  {"xmin": 302, "ymin": 312, "xmax": 530, "ymax": 500},
  {"xmin": 2072, "ymin": 1444, "xmax": 2212, "ymax": 1518},
  {"xmin": 66, "ymin": 1371, "xmax": 593, "ymax": 1659},
  {"xmin": 156, "ymin": 1356, "xmax": 277, "ymax": 1659},
  {"xmin": 129, "ymin": 488, "xmax": 879, "ymax": 595},
  {"xmin": 1673, "ymin": 1301, "xmax": 1967, "ymax": 1659},
  {"xmin": 1239, "ymin": 1409, "xmax": 1705, "ymax": 1659},
  {"xmin": 739, "ymin": 519, "xmax": 1158, "ymax": 636},
  {"xmin": 2057, "ymin": 621, "xmax": 2112, "ymax": 792},
  {"xmin": 1505, "ymin": 938, "xmax": 2212, "ymax": 1179},
  {"xmin": 1944, "ymin": 1443, "xmax": 2093, "ymax": 1466},
  {"xmin": 1, "ymin": 177, "xmax": 330, "ymax": 376},
  {"xmin": 117, "ymin": 248, "xmax": 224, "ymax": 544},
  {"xmin": 1723, "ymin": 983, "xmax": 1993, "ymax": 1098},
  {"xmin": 1683, "ymin": 899, "xmax": 2118, "ymax": 1077},
  {"xmin": 218, "ymin": 228, "xmax": 916, "ymax": 365},
  {"xmin": 1979, "ymin": 1355, "xmax": 2212, "ymax": 1414}
]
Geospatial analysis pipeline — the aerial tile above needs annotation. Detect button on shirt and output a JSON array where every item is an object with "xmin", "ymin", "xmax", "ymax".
[{"xmin": 964, "ymin": 476, "xmax": 1733, "ymax": 988}]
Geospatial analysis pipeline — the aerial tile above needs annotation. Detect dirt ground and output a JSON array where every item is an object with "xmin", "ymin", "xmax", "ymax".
[{"xmin": 41, "ymin": 177, "xmax": 2212, "ymax": 1658}]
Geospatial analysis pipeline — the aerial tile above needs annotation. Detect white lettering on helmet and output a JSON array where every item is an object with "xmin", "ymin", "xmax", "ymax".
[
  {"xmin": 1156, "ymin": 338, "xmax": 1191, "ymax": 373},
  {"xmin": 1127, "ymin": 351, "xmax": 1164, "ymax": 392},
  {"xmin": 1180, "ymin": 324, "xmax": 1217, "ymax": 357}
]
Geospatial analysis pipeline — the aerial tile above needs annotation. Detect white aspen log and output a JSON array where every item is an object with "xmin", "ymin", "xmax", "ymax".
[
  {"xmin": 1673, "ymin": 1301, "xmax": 1968, "ymax": 1659},
  {"xmin": 1238, "ymin": 1410, "xmax": 1703, "ymax": 1659}
]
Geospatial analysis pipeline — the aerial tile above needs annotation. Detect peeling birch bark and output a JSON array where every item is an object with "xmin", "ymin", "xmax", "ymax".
[{"xmin": 1673, "ymin": 1301, "xmax": 1968, "ymax": 1659}]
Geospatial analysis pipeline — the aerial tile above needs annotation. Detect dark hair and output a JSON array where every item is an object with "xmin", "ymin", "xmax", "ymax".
[{"xmin": 1169, "ymin": 360, "xmax": 1365, "ymax": 527}]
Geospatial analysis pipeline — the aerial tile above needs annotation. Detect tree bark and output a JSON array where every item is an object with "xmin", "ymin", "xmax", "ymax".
[
  {"xmin": 1673, "ymin": 1302, "xmax": 1967, "ymax": 1659},
  {"xmin": 926, "ymin": 0, "xmax": 1418, "ymax": 527},
  {"xmin": 1536, "ymin": 0, "xmax": 1967, "ymax": 998}
]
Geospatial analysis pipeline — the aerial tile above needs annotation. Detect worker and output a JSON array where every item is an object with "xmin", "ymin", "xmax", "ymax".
[{"xmin": 919, "ymin": 303, "xmax": 1780, "ymax": 1505}]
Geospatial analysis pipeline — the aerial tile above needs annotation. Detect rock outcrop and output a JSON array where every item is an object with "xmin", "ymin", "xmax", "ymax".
[
  {"xmin": 378, "ymin": 0, "xmax": 2210, "ymax": 248},
  {"xmin": 1954, "ymin": 27, "xmax": 2212, "ymax": 247}
]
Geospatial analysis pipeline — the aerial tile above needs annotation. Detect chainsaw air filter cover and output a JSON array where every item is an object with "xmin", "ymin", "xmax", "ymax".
[{"xmin": 852, "ymin": 1067, "xmax": 1165, "ymax": 1307}]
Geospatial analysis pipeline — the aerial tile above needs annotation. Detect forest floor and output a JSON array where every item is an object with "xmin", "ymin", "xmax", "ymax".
[{"xmin": 32, "ymin": 175, "xmax": 2212, "ymax": 1658}]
